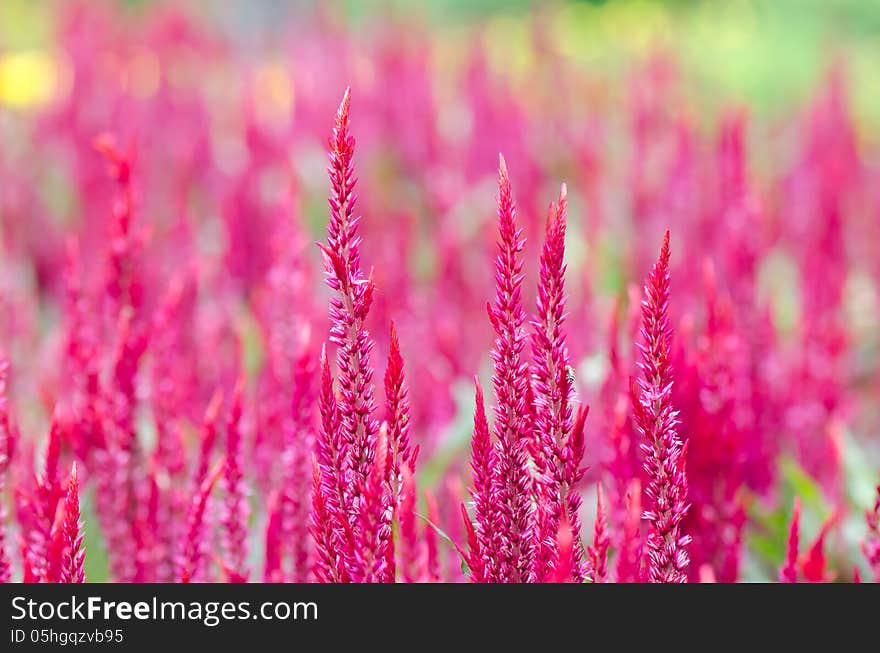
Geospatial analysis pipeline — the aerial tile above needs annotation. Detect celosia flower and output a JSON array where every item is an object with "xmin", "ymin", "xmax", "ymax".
[
  {"xmin": 485, "ymin": 154, "xmax": 534, "ymax": 583},
  {"xmin": 633, "ymin": 231, "xmax": 691, "ymax": 583},
  {"xmin": 861, "ymin": 486, "xmax": 879, "ymax": 582},
  {"xmin": 60, "ymin": 463, "xmax": 85, "ymax": 584},
  {"xmin": 221, "ymin": 378, "xmax": 249, "ymax": 582},
  {"xmin": 548, "ymin": 516, "xmax": 575, "ymax": 583},
  {"xmin": 780, "ymin": 498, "xmax": 801, "ymax": 583},
  {"xmin": 0, "ymin": 358, "xmax": 13, "ymax": 583},
  {"xmin": 283, "ymin": 351, "xmax": 316, "ymax": 582},
  {"xmin": 178, "ymin": 459, "xmax": 224, "ymax": 582},
  {"xmin": 318, "ymin": 88, "xmax": 379, "ymax": 489},
  {"xmin": 529, "ymin": 185, "xmax": 587, "ymax": 583},
  {"xmin": 312, "ymin": 346, "xmax": 355, "ymax": 583},
  {"xmin": 384, "ymin": 321, "xmax": 413, "ymax": 494},
  {"xmin": 800, "ymin": 513, "xmax": 836, "ymax": 583},
  {"xmin": 588, "ymin": 484, "xmax": 610, "ymax": 583},
  {"xmin": 263, "ymin": 490, "xmax": 284, "ymax": 583}
]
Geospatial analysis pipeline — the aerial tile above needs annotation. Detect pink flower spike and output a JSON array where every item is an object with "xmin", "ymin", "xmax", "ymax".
[
  {"xmin": 263, "ymin": 491, "xmax": 284, "ymax": 583},
  {"xmin": 194, "ymin": 389, "xmax": 224, "ymax": 490},
  {"xmin": 384, "ymin": 321, "xmax": 412, "ymax": 490},
  {"xmin": 178, "ymin": 459, "xmax": 224, "ymax": 583},
  {"xmin": 862, "ymin": 486, "xmax": 880, "ymax": 581},
  {"xmin": 322, "ymin": 88, "xmax": 379, "ymax": 490},
  {"xmin": 221, "ymin": 377, "xmax": 249, "ymax": 582},
  {"xmin": 0, "ymin": 361, "xmax": 12, "ymax": 583},
  {"xmin": 312, "ymin": 345, "xmax": 356, "ymax": 583},
  {"xmin": 356, "ymin": 422, "xmax": 393, "ymax": 582},
  {"xmin": 548, "ymin": 516, "xmax": 575, "ymax": 583},
  {"xmin": 800, "ymin": 512, "xmax": 836, "ymax": 583},
  {"xmin": 424, "ymin": 489, "xmax": 441, "ymax": 582},
  {"xmin": 780, "ymin": 498, "xmax": 801, "ymax": 583},
  {"xmin": 467, "ymin": 376, "xmax": 496, "ymax": 582},
  {"xmin": 589, "ymin": 484, "xmax": 610, "ymax": 583},
  {"xmin": 60, "ymin": 463, "xmax": 85, "ymax": 583},
  {"xmin": 635, "ymin": 231, "xmax": 691, "ymax": 583},
  {"xmin": 530, "ymin": 184, "xmax": 586, "ymax": 583},
  {"xmin": 487, "ymin": 154, "xmax": 534, "ymax": 582}
]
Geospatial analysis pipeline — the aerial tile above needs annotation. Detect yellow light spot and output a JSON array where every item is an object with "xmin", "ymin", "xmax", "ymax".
[
  {"xmin": 0, "ymin": 50, "xmax": 58, "ymax": 108},
  {"xmin": 127, "ymin": 49, "xmax": 161, "ymax": 99},
  {"xmin": 254, "ymin": 61, "xmax": 294, "ymax": 128}
]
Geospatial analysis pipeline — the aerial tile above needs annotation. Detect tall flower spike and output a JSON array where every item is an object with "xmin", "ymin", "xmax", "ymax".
[
  {"xmin": 862, "ymin": 486, "xmax": 880, "ymax": 581},
  {"xmin": 466, "ymin": 376, "xmax": 495, "ymax": 582},
  {"xmin": 384, "ymin": 321, "xmax": 412, "ymax": 493},
  {"xmin": 780, "ymin": 498, "xmax": 801, "ymax": 583},
  {"xmin": 424, "ymin": 489, "xmax": 441, "ymax": 582},
  {"xmin": 29, "ymin": 413, "xmax": 64, "ymax": 582},
  {"xmin": 0, "ymin": 359, "xmax": 12, "ymax": 583},
  {"xmin": 589, "ymin": 484, "xmax": 610, "ymax": 583},
  {"xmin": 284, "ymin": 350, "xmax": 317, "ymax": 583},
  {"xmin": 320, "ymin": 87, "xmax": 379, "ymax": 489},
  {"xmin": 487, "ymin": 154, "xmax": 534, "ymax": 582},
  {"xmin": 221, "ymin": 378, "xmax": 249, "ymax": 582},
  {"xmin": 311, "ymin": 345, "xmax": 355, "ymax": 583},
  {"xmin": 263, "ymin": 490, "xmax": 284, "ymax": 583},
  {"xmin": 548, "ymin": 516, "xmax": 575, "ymax": 583},
  {"xmin": 60, "ymin": 463, "xmax": 85, "ymax": 583},
  {"xmin": 634, "ymin": 231, "xmax": 690, "ymax": 583},
  {"xmin": 194, "ymin": 389, "xmax": 224, "ymax": 490},
  {"xmin": 530, "ymin": 185, "xmax": 583, "ymax": 582},
  {"xmin": 356, "ymin": 422, "xmax": 394, "ymax": 582},
  {"xmin": 178, "ymin": 460, "xmax": 224, "ymax": 583}
]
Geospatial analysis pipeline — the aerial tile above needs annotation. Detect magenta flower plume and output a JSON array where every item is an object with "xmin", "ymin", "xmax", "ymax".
[
  {"xmin": 319, "ymin": 88, "xmax": 379, "ymax": 487},
  {"xmin": 780, "ymin": 498, "xmax": 801, "ymax": 583},
  {"xmin": 634, "ymin": 231, "xmax": 691, "ymax": 583},
  {"xmin": 589, "ymin": 484, "xmax": 610, "ymax": 583},
  {"xmin": 424, "ymin": 489, "xmax": 441, "ymax": 582},
  {"xmin": 616, "ymin": 479, "xmax": 643, "ymax": 583},
  {"xmin": 356, "ymin": 423, "xmax": 394, "ymax": 582},
  {"xmin": 309, "ymin": 462, "xmax": 336, "ymax": 583},
  {"xmin": 28, "ymin": 414, "xmax": 64, "ymax": 582},
  {"xmin": 60, "ymin": 463, "xmax": 85, "ymax": 584},
  {"xmin": 194, "ymin": 389, "xmax": 224, "ymax": 490},
  {"xmin": 221, "ymin": 378, "xmax": 249, "ymax": 582},
  {"xmin": 862, "ymin": 486, "xmax": 880, "ymax": 581},
  {"xmin": 384, "ymin": 321, "xmax": 412, "ymax": 492},
  {"xmin": 486, "ymin": 154, "xmax": 534, "ymax": 582},
  {"xmin": 398, "ymin": 464, "xmax": 420, "ymax": 583},
  {"xmin": 283, "ymin": 351, "xmax": 316, "ymax": 582},
  {"xmin": 548, "ymin": 516, "xmax": 575, "ymax": 583},
  {"xmin": 311, "ymin": 345, "xmax": 355, "ymax": 583},
  {"xmin": 94, "ymin": 132, "xmax": 141, "ymax": 318},
  {"xmin": 530, "ymin": 185, "xmax": 586, "ymax": 582},
  {"xmin": 178, "ymin": 459, "xmax": 224, "ymax": 583},
  {"xmin": 263, "ymin": 491, "xmax": 284, "ymax": 583},
  {"xmin": 465, "ymin": 377, "xmax": 496, "ymax": 582},
  {"xmin": 0, "ymin": 359, "xmax": 12, "ymax": 583}
]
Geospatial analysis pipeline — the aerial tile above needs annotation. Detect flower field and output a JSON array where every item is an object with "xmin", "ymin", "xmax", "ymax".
[{"xmin": 0, "ymin": 0, "xmax": 878, "ymax": 583}]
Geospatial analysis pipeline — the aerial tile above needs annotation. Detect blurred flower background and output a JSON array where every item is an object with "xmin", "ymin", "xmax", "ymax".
[{"xmin": 0, "ymin": 0, "xmax": 879, "ymax": 583}]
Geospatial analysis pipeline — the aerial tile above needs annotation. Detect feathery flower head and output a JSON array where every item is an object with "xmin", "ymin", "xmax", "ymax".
[
  {"xmin": 486, "ymin": 153, "xmax": 534, "ymax": 583},
  {"xmin": 178, "ymin": 459, "xmax": 224, "ymax": 582},
  {"xmin": 862, "ymin": 486, "xmax": 880, "ymax": 581},
  {"xmin": 221, "ymin": 377, "xmax": 249, "ymax": 582},
  {"xmin": 384, "ymin": 321, "xmax": 412, "ymax": 488},
  {"xmin": 60, "ymin": 463, "xmax": 85, "ymax": 584},
  {"xmin": 466, "ymin": 376, "xmax": 495, "ymax": 582},
  {"xmin": 780, "ymin": 498, "xmax": 801, "ymax": 583},
  {"xmin": 319, "ymin": 88, "xmax": 379, "ymax": 489},
  {"xmin": 634, "ymin": 231, "xmax": 691, "ymax": 583}
]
